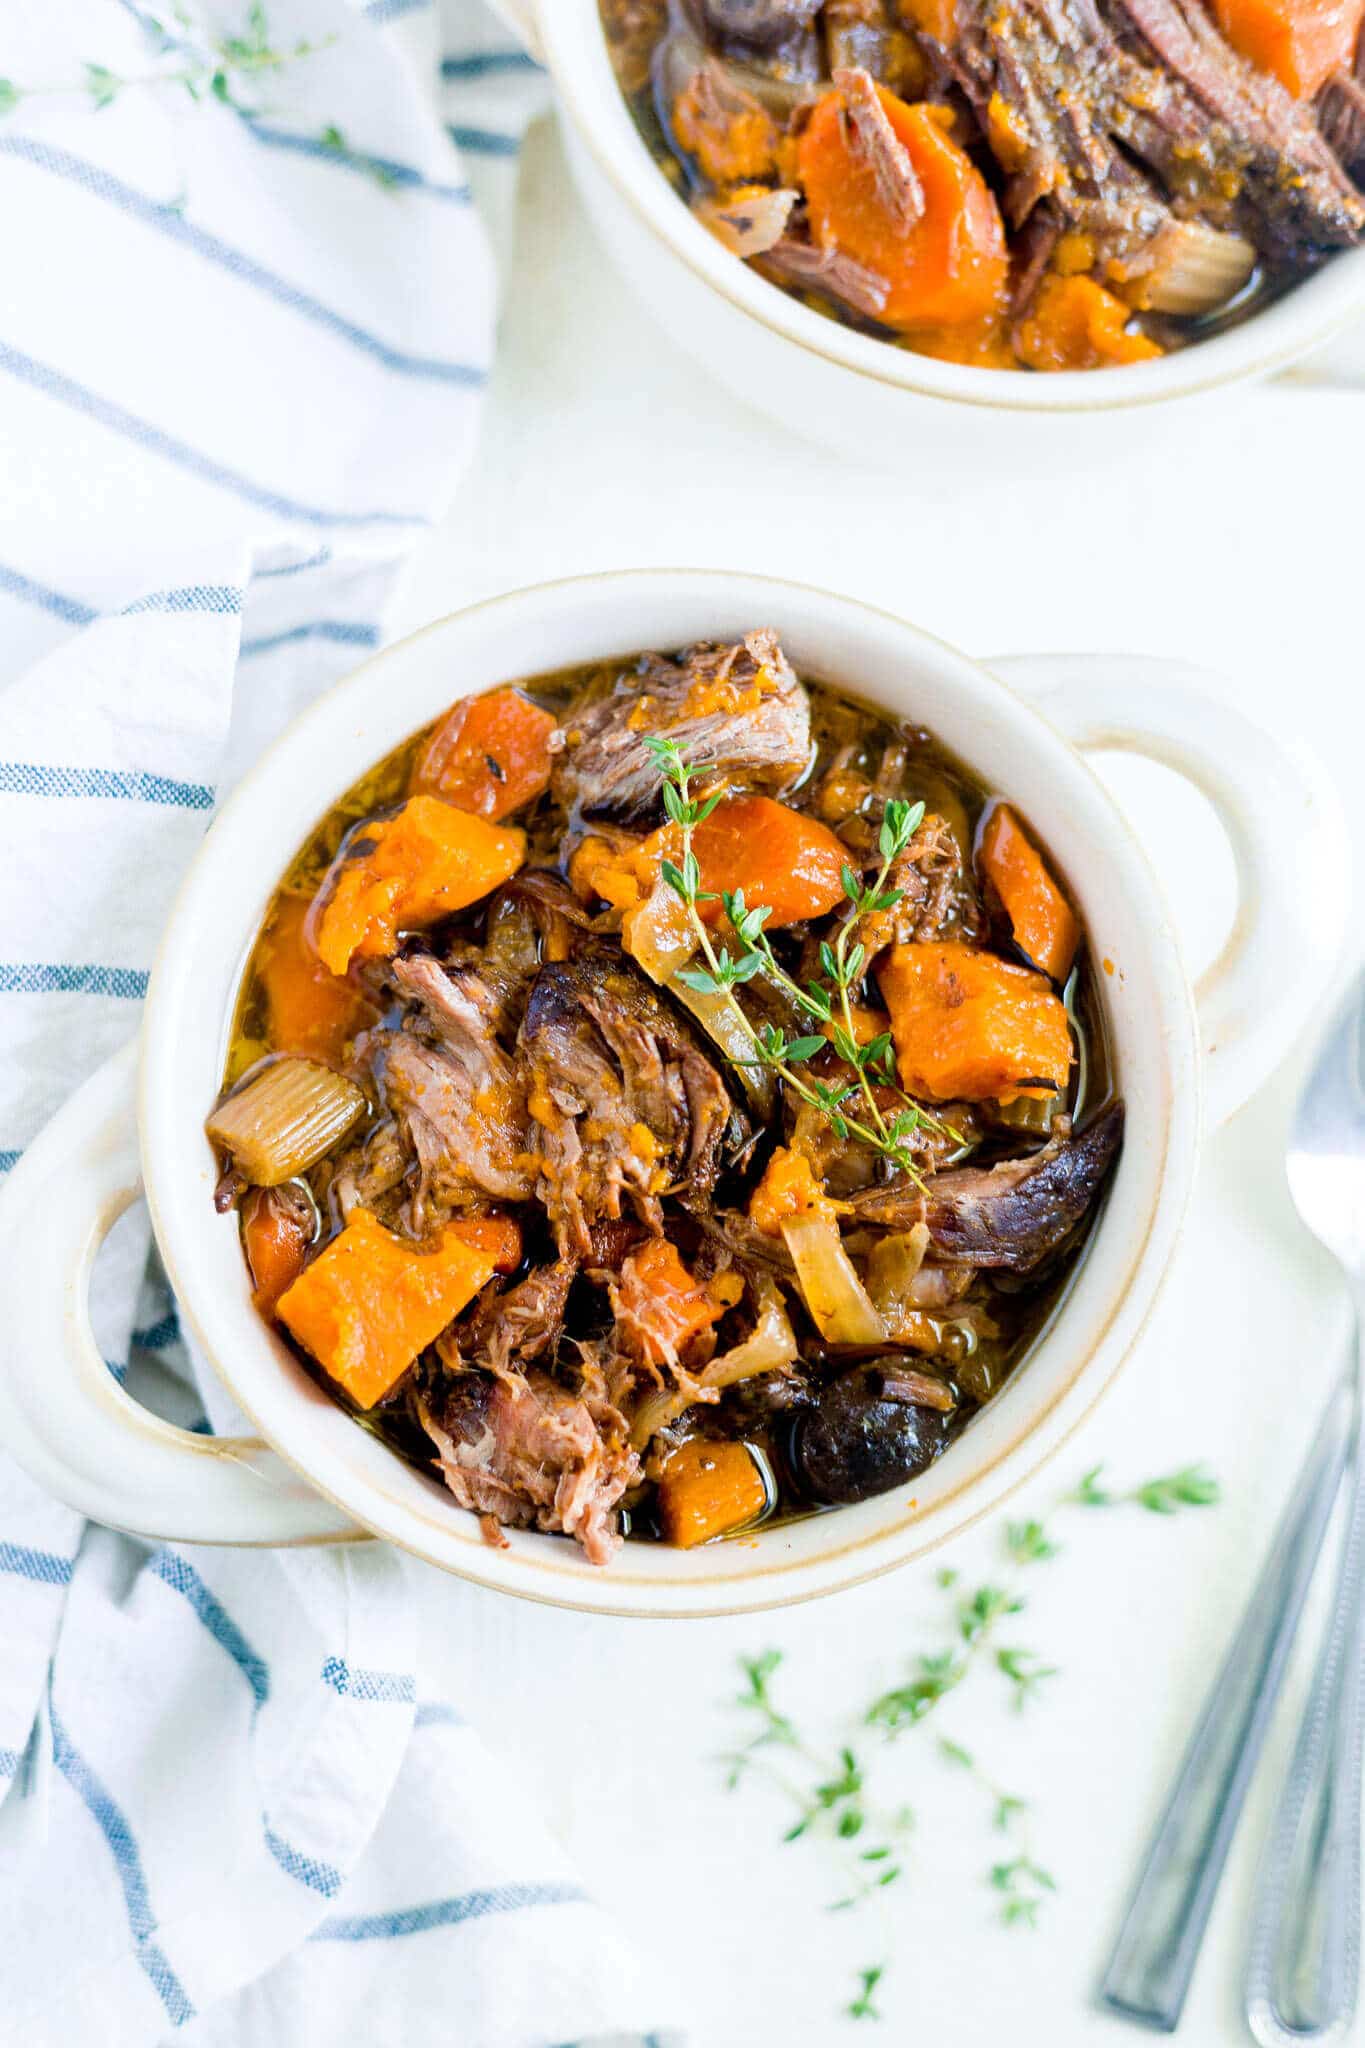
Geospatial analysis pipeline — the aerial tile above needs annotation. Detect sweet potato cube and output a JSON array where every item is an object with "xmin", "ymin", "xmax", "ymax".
[
  {"xmin": 978, "ymin": 805, "xmax": 1080, "ymax": 982},
  {"xmin": 658, "ymin": 1439, "xmax": 770, "ymax": 1549},
  {"xmin": 277, "ymin": 1209, "xmax": 497, "ymax": 1408},
  {"xmin": 412, "ymin": 688, "xmax": 557, "ymax": 822},
  {"xmin": 315, "ymin": 795, "xmax": 525, "ymax": 973},
  {"xmin": 877, "ymin": 941, "xmax": 1072, "ymax": 1103},
  {"xmin": 258, "ymin": 894, "xmax": 377, "ymax": 1063}
]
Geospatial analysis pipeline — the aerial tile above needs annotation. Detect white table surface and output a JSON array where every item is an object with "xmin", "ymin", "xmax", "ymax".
[{"xmin": 386, "ymin": 109, "xmax": 1365, "ymax": 2048}]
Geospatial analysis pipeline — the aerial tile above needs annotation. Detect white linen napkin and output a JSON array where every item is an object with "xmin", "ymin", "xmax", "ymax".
[{"xmin": 0, "ymin": 5, "xmax": 677, "ymax": 2043}]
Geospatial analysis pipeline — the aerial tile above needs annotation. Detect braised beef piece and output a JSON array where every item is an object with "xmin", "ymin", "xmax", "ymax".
[
  {"xmin": 850, "ymin": 1102, "xmax": 1124, "ymax": 1269},
  {"xmin": 379, "ymin": 955, "xmax": 534, "ymax": 1215},
  {"xmin": 551, "ymin": 629, "xmax": 811, "ymax": 821},
  {"xmin": 482, "ymin": 870, "xmax": 599, "ymax": 996},
  {"xmin": 696, "ymin": 0, "xmax": 821, "ymax": 45},
  {"xmin": 519, "ymin": 955, "xmax": 736, "ymax": 1255},
  {"xmin": 830, "ymin": 65, "xmax": 925, "ymax": 227},
  {"xmin": 1319, "ymin": 53, "xmax": 1365, "ymax": 174},
  {"xmin": 758, "ymin": 223, "xmax": 895, "ymax": 316},
  {"xmin": 857, "ymin": 810, "xmax": 984, "ymax": 959},
  {"xmin": 456, "ymin": 1258, "xmax": 578, "ymax": 1377},
  {"xmin": 928, "ymin": 0, "xmax": 1362, "ymax": 281},
  {"xmin": 420, "ymin": 1369, "xmax": 639, "ymax": 1566},
  {"xmin": 785, "ymin": 1363, "xmax": 954, "ymax": 1504}
]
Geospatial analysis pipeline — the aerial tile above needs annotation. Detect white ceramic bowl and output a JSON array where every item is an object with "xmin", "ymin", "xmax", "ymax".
[
  {"xmin": 0, "ymin": 572, "xmax": 1348, "ymax": 1615},
  {"xmin": 493, "ymin": 0, "xmax": 1365, "ymax": 464}
]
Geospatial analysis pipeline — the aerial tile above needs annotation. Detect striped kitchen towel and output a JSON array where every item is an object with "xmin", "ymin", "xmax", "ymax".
[{"xmin": 0, "ymin": 4, "xmax": 676, "ymax": 2044}]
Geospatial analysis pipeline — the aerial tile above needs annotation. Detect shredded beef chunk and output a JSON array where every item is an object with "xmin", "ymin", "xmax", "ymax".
[
  {"xmin": 519, "ymin": 956, "xmax": 735, "ymax": 1255},
  {"xmin": 421, "ymin": 1370, "xmax": 638, "ymax": 1566},
  {"xmin": 456, "ymin": 1259, "xmax": 578, "ymax": 1377},
  {"xmin": 930, "ymin": 0, "xmax": 1362, "ymax": 279},
  {"xmin": 552, "ymin": 630, "xmax": 812, "ymax": 821},
  {"xmin": 378, "ymin": 954, "xmax": 534, "ymax": 1216}
]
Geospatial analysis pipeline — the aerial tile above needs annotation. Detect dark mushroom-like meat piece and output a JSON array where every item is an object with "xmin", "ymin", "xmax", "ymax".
[{"xmin": 785, "ymin": 1365, "xmax": 953, "ymax": 1505}]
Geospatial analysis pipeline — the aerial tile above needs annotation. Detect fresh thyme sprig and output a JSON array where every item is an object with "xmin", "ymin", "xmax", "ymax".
[
  {"xmin": 0, "ymin": 3, "xmax": 367, "ymax": 175},
  {"xmin": 721, "ymin": 1459, "xmax": 1221, "ymax": 2023},
  {"xmin": 647, "ymin": 736, "xmax": 943, "ymax": 1179},
  {"xmin": 1071, "ymin": 1463, "xmax": 1221, "ymax": 1513}
]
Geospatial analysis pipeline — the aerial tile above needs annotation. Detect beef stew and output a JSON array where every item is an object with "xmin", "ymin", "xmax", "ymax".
[
  {"xmin": 601, "ymin": 0, "xmax": 1365, "ymax": 369},
  {"xmin": 207, "ymin": 634, "xmax": 1123, "ymax": 1565}
]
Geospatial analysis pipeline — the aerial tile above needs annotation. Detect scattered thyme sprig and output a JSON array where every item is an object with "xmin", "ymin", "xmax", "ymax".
[
  {"xmin": 721, "ymin": 1461, "xmax": 1221, "ymax": 2023},
  {"xmin": 646, "ymin": 735, "xmax": 946, "ymax": 1179},
  {"xmin": 1071, "ymin": 1462, "xmax": 1221, "ymax": 1513},
  {"xmin": 0, "ymin": 4, "xmax": 371, "ymax": 177}
]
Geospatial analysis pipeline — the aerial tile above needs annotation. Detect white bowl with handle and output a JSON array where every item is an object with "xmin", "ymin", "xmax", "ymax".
[
  {"xmin": 0, "ymin": 570, "xmax": 1347, "ymax": 1614},
  {"xmin": 490, "ymin": 0, "xmax": 1365, "ymax": 464}
]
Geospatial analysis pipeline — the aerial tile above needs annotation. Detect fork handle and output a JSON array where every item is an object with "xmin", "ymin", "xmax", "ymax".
[
  {"xmin": 1099, "ymin": 1370, "xmax": 1355, "ymax": 2031},
  {"xmin": 1245, "ymin": 1309, "xmax": 1365, "ymax": 2048}
]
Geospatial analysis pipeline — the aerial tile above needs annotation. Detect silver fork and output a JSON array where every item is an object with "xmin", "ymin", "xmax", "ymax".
[{"xmin": 1099, "ymin": 965, "xmax": 1365, "ymax": 2038}]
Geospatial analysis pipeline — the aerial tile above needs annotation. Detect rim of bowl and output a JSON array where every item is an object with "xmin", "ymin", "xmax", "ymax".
[
  {"xmin": 538, "ymin": 0, "xmax": 1365, "ymax": 414},
  {"xmin": 140, "ymin": 568, "xmax": 1200, "ymax": 1616}
]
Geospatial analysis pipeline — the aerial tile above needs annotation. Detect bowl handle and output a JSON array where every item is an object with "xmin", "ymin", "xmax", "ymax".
[
  {"xmin": 989, "ymin": 653, "xmax": 1350, "ymax": 1130},
  {"xmin": 0, "ymin": 1038, "xmax": 358, "ymax": 1544},
  {"xmin": 481, "ymin": 0, "xmax": 543, "ymax": 59}
]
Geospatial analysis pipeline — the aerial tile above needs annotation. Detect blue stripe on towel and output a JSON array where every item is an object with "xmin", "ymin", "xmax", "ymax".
[
  {"xmin": 413, "ymin": 1702, "xmax": 465, "ymax": 1729},
  {"xmin": 312, "ymin": 1880, "xmax": 588, "ymax": 1941},
  {"xmin": 0, "ymin": 963, "xmax": 148, "ymax": 999},
  {"xmin": 0, "ymin": 764, "xmax": 214, "ymax": 810},
  {"xmin": 256, "ymin": 547, "xmax": 333, "ymax": 579},
  {"xmin": 51, "ymin": 1705, "xmax": 196, "ymax": 2025},
  {"xmin": 265, "ymin": 1826, "xmax": 344, "ymax": 1898},
  {"xmin": 367, "ymin": 0, "xmax": 431, "ymax": 17},
  {"xmin": 241, "ymin": 119, "xmax": 473, "ymax": 204},
  {"xmin": 0, "ymin": 139, "xmax": 484, "ymax": 388},
  {"xmin": 0, "ymin": 1748, "xmax": 21, "ymax": 1778},
  {"xmin": 122, "ymin": 585, "xmax": 243, "ymax": 616},
  {"xmin": 150, "ymin": 1552, "xmax": 270, "ymax": 1709},
  {"xmin": 0, "ymin": 340, "xmax": 425, "ymax": 532},
  {"xmin": 441, "ymin": 50, "xmax": 543, "ymax": 77},
  {"xmin": 0, "ymin": 1543, "xmax": 74, "ymax": 1587},
  {"xmin": 132, "ymin": 1309, "xmax": 181, "ymax": 1351},
  {"xmin": 0, "ymin": 561, "xmax": 97, "ymax": 627},
  {"xmin": 321, "ymin": 1656, "xmax": 416, "ymax": 1704},
  {"xmin": 0, "ymin": 1150, "xmax": 21, "ymax": 1172},
  {"xmin": 238, "ymin": 621, "xmax": 380, "ymax": 660},
  {"xmin": 446, "ymin": 125, "xmax": 521, "ymax": 158}
]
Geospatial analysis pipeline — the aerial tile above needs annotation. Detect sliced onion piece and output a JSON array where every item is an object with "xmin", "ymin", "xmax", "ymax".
[
  {"xmin": 666, "ymin": 970, "xmax": 777, "ymax": 1119},
  {"xmin": 630, "ymin": 1279, "xmax": 799, "ymax": 1448},
  {"xmin": 695, "ymin": 185, "xmax": 798, "ymax": 258},
  {"xmin": 780, "ymin": 1210, "xmax": 887, "ymax": 1345},
  {"xmin": 1138, "ymin": 221, "xmax": 1256, "ymax": 317},
  {"xmin": 207, "ymin": 1058, "xmax": 366, "ymax": 1186}
]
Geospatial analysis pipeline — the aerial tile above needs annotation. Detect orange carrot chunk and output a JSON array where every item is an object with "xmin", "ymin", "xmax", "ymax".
[
  {"xmin": 798, "ymin": 86, "xmax": 1008, "ymax": 334},
  {"xmin": 258, "ymin": 894, "xmax": 377, "ymax": 1064},
  {"xmin": 278, "ymin": 1209, "xmax": 498, "ymax": 1409},
  {"xmin": 1014, "ymin": 275, "xmax": 1162, "ymax": 372},
  {"xmin": 443, "ymin": 1213, "xmax": 523, "ymax": 1275},
  {"xmin": 978, "ymin": 805, "xmax": 1081, "ymax": 982},
  {"xmin": 877, "ymin": 941, "xmax": 1072, "ymax": 1103},
  {"xmin": 314, "ymin": 795, "xmax": 525, "ymax": 974},
  {"xmin": 1210, "ymin": 0, "xmax": 1364, "ymax": 96},
  {"xmin": 691, "ymin": 794, "xmax": 850, "ymax": 928},
  {"xmin": 412, "ymin": 688, "xmax": 557, "ymax": 822},
  {"xmin": 657, "ymin": 1439, "xmax": 770, "ymax": 1548},
  {"xmin": 242, "ymin": 1188, "xmax": 312, "ymax": 1317}
]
